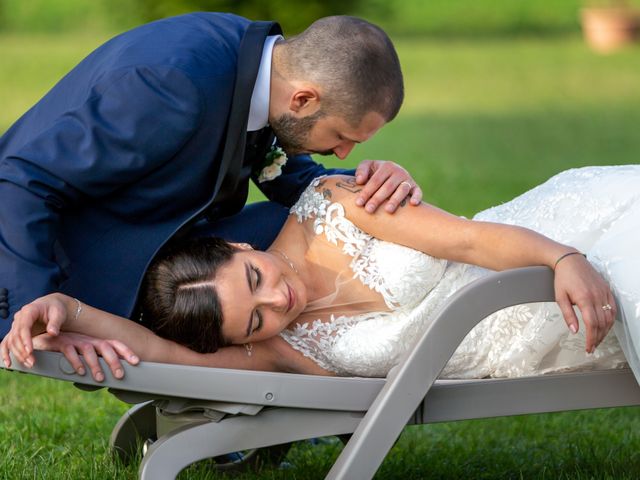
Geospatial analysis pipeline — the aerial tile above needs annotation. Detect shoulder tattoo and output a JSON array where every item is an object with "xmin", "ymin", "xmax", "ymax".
[{"xmin": 336, "ymin": 177, "xmax": 362, "ymax": 194}]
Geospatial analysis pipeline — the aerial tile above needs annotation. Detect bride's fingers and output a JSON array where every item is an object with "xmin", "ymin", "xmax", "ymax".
[
  {"xmin": 556, "ymin": 294, "xmax": 579, "ymax": 335},
  {"xmin": 581, "ymin": 304, "xmax": 600, "ymax": 354}
]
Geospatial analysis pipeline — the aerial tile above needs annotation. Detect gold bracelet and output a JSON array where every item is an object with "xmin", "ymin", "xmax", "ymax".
[
  {"xmin": 73, "ymin": 298, "xmax": 82, "ymax": 322},
  {"xmin": 553, "ymin": 251, "xmax": 586, "ymax": 270}
]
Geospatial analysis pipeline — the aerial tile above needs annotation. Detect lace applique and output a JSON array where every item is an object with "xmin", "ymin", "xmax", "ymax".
[
  {"xmin": 283, "ymin": 167, "xmax": 635, "ymax": 378},
  {"xmin": 284, "ymin": 176, "xmax": 448, "ymax": 373},
  {"xmin": 290, "ymin": 176, "xmax": 440, "ymax": 309},
  {"xmin": 280, "ymin": 314, "xmax": 364, "ymax": 374}
]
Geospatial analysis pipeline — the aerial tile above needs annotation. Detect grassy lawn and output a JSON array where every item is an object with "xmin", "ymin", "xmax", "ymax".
[{"xmin": 1, "ymin": 31, "xmax": 640, "ymax": 479}]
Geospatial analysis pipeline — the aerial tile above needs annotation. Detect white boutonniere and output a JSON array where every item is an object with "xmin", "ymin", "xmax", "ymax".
[{"xmin": 257, "ymin": 146, "xmax": 288, "ymax": 183}]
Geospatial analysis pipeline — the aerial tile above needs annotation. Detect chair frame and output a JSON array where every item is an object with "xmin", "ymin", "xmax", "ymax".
[{"xmin": 4, "ymin": 266, "xmax": 640, "ymax": 479}]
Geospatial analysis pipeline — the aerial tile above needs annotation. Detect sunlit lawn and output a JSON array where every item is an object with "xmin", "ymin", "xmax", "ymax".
[{"xmin": 1, "ymin": 31, "xmax": 640, "ymax": 479}]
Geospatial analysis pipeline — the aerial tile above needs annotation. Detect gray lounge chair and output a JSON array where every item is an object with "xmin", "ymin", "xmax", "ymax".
[{"xmin": 4, "ymin": 266, "xmax": 640, "ymax": 479}]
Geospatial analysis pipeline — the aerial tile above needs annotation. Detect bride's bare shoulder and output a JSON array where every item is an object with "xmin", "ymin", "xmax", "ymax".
[{"xmin": 312, "ymin": 174, "xmax": 360, "ymax": 203}]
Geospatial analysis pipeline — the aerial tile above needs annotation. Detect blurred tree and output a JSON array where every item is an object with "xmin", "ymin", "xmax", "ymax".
[
  {"xmin": 0, "ymin": 0, "xmax": 362, "ymax": 34},
  {"xmin": 6, "ymin": 0, "xmax": 638, "ymax": 36},
  {"xmin": 108, "ymin": 0, "xmax": 362, "ymax": 34}
]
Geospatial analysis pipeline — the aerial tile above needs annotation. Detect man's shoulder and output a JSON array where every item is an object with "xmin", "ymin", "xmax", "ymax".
[{"xmin": 94, "ymin": 13, "xmax": 254, "ymax": 81}]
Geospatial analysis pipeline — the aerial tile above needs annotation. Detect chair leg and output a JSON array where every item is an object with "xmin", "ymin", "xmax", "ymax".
[
  {"xmin": 110, "ymin": 401, "xmax": 157, "ymax": 464},
  {"xmin": 138, "ymin": 407, "xmax": 363, "ymax": 480}
]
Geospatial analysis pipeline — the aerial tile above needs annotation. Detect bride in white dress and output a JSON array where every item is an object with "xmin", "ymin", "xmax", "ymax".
[{"xmin": 2, "ymin": 166, "xmax": 638, "ymax": 382}]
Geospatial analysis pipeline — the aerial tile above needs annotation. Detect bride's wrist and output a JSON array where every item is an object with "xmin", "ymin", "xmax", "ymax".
[{"xmin": 553, "ymin": 250, "xmax": 586, "ymax": 270}]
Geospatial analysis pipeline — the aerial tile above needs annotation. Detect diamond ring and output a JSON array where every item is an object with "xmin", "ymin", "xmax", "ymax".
[{"xmin": 602, "ymin": 304, "xmax": 612, "ymax": 311}]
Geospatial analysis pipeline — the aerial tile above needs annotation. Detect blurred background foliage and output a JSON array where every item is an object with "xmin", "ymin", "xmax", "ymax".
[{"xmin": 3, "ymin": 0, "xmax": 638, "ymax": 36}]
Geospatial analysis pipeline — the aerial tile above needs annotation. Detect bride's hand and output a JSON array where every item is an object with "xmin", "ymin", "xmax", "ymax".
[
  {"xmin": 0, "ymin": 293, "xmax": 71, "ymax": 369},
  {"xmin": 32, "ymin": 332, "xmax": 139, "ymax": 382},
  {"xmin": 553, "ymin": 254, "xmax": 617, "ymax": 353}
]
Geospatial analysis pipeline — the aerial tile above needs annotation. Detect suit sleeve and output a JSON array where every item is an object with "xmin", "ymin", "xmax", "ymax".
[
  {"xmin": 253, "ymin": 153, "xmax": 355, "ymax": 207},
  {"xmin": 0, "ymin": 66, "xmax": 203, "ymax": 336}
]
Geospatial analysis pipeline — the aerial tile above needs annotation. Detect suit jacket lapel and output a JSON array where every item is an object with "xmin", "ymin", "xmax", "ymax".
[{"xmin": 213, "ymin": 20, "xmax": 282, "ymax": 204}]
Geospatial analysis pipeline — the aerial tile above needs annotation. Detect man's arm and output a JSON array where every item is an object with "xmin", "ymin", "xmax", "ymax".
[
  {"xmin": 0, "ymin": 66, "xmax": 203, "ymax": 336},
  {"xmin": 252, "ymin": 153, "xmax": 353, "ymax": 207},
  {"xmin": 254, "ymin": 153, "xmax": 422, "ymax": 211}
]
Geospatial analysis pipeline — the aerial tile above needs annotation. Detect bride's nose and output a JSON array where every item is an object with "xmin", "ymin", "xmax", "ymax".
[{"xmin": 259, "ymin": 287, "xmax": 288, "ymax": 312}]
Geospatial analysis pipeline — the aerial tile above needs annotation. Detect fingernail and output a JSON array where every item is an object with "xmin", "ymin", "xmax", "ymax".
[
  {"xmin": 130, "ymin": 355, "xmax": 139, "ymax": 363},
  {"xmin": 570, "ymin": 324, "xmax": 577, "ymax": 334},
  {"xmin": 366, "ymin": 204, "xmax": 375, "ymax": 213},
  {"xmin": 25, "ymin": 360, "xmax": 33, "ymax": 368},
  {"xmin": 96, "ymin": 372, "xmax": 104, "ymax": 382},
  {"xmin": 77, "ymin": 367, "xmax": 85, "ymax": 375},
  {"xmin": 355, "ymin": 197, "xmax": 364, "ymax": 207},
  {"xmin": 115, "ymin": 368, "xmax": 123, "ymax": 378},
  {"xmin": 356, "ymin": 175, "xmax": 364, "ymax": 183}
]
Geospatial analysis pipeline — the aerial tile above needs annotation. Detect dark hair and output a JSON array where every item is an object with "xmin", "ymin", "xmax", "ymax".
[
  {"xmin": 141, "ymin": 237, "xmax": 237, "ymax": 353},
  {"xmin": 277, "ymin": 16, "xmax": 404, "ymax": 124}
]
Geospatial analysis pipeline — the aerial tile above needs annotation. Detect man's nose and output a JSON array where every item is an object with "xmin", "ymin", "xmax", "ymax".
[{"xmin": 333, "ymin": 142, "xmax": 355, "ymax": 160}]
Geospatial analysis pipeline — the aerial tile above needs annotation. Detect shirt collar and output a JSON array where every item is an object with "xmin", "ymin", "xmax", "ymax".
[{"xmin": 247, "ymin": 34, "xmax": 283, "ymax": 132}]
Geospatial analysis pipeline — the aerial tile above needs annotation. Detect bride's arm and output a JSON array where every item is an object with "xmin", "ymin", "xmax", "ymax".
[
  {"xmin": 319, "ymin": 176, "xmax": 568, "ymax": 270},
  {"xmin": 318, "ymin": 175, "xmax": 616, "ymax": 352},
  {"xmin": 0, "ymin": 293, "xmax": 297, "ymax": 379}
]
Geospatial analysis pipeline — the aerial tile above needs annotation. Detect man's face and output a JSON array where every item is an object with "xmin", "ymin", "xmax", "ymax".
[{"xmin": 271, "ymin": 110, "xmax": 386, "ymax": 159}]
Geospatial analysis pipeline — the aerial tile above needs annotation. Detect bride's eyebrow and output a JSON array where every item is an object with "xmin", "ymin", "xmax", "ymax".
[{"xmin": 244, "ymin": 263, "xmax": 254, "ymax": 337}]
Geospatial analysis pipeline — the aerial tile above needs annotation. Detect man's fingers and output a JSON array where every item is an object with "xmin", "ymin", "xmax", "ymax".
[
  {"xmin": 356, "ymin": 168, "xmax": 388, "ymax": 209},
  {"xmin": 354, "ymin": 160, "xmax": 373, "ymax": 185},
  {"xmin": 384, "ymin": 181, "xmax": 414, "ymax": 213},
  {"xmin": 60, "ymin": 343, "xmax": 86, "ymax": 376},
  {"xmin": 1, "ymin": 339, "xmax": 11, "ymax": 368},
  {"xmin": 109, "ymin": 340, "xmax": 140, "ymax": 366},
  {"xmin": 78, "ymin": 343, "xmax": 104, "ymax": 382},
  {"xmin": 364, "ymin": 177, "xmax": 399, "ymax": 213},
  {"xmin": 409, "ymin": 184, "xmax": 422, "ymax": 205},
  {"xmin": 96, "ymin": 341, "xmax": 127, "ymax": 379}
]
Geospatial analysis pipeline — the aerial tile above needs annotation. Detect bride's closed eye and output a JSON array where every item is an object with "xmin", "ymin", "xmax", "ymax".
[
  {"xmin": 251, "ymin": 265, "xmax": 262, "ymax": 289},
  {"xmin": 250, "ymin": 265, "xmax": 263, "ymax": 335}
]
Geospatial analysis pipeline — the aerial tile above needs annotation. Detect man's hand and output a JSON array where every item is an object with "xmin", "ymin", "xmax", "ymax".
[
  {"xmin": 0, "ymin": 293, "xmax": 69, "ymax": 369},
  {"xmin": 354, "ymin": 160, "xmax": 422, "ymax": 213},
  {"xmin": 32, "ymin": 332, "xmax": 139, "ymax": 382}
]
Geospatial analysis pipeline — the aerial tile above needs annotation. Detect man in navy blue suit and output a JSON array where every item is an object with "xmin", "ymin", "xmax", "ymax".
[{"xmin": 0, "ymin": 13, "xmax": 420, "ymax": 340}]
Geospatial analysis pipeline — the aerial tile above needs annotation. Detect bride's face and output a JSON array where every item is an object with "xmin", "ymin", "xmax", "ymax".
[{"xmin": 214, "ymin": 248, "xmax": 307, "ymax": 344}]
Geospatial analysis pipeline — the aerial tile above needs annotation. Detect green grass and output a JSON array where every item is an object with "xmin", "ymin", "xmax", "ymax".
[{"xmin": 1, "ymin": 31, "xmax": 640, "ymax": 478}]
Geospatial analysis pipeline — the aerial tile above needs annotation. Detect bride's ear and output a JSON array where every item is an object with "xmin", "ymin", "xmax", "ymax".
[{"xmin": 230, "ymin": 242, "xmax": 253, "ymax": 251}]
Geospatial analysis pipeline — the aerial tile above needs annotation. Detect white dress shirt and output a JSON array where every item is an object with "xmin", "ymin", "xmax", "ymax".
[{"xmin": 247, "ymin": 35, "xmax": 283, "ymax": 132}]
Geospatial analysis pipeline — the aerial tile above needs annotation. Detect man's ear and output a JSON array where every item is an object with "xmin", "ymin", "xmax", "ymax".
[
  {"xmin": 230, "ymin": 242, "xmax": 253, "ymax": 251},
  {"xmin": 289, "ymin": 86, "xmax": 321, "ymax": 115}
]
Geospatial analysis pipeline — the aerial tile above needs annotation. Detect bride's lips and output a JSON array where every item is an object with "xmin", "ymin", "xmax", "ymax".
[{"xmin": 286, "ymin": 283, "xmax": 295, "ymax": 313}]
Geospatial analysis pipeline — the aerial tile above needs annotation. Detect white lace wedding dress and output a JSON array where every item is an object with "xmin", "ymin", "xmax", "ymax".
[{"xmin": 279, "ymin": 166, "xmax": 640, "ymax": 379}]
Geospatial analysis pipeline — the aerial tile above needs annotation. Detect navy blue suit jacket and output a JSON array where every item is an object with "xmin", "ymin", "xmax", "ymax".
[{"xmin": 0, "ymin": 13, "xmax": 349, "ymax": 336}]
